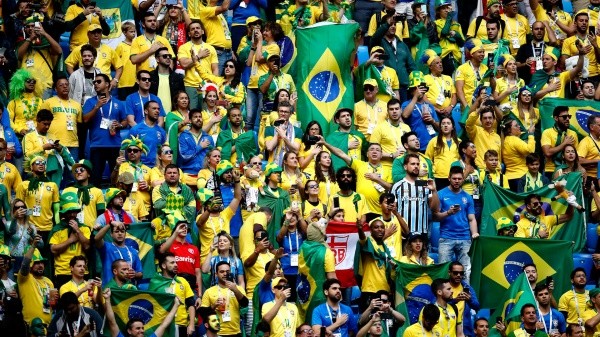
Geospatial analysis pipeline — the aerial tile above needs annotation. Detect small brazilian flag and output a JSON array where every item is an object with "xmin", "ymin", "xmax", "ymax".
[
  {"xmin": 296, "ymin": 22, "xmax": 359, "ymax": 136},
  {"xmin": 394, "ymin": 262, "xmax": 451, "ymax": 336},
  {"xmin": 539, "ymin": 97, "xmax": 600, "ymax": 140},
  {"xmin": 488, "ymin": 273, "xmax": 537, "ymax": 337},
  {"xmin": 125, "ymin": 223, "xmax": 156, "ymax": 280},
  {"xmin": 111, "ymin": 288, "xmax": 175, "ymax": 337},
  {"xmin": 470, "ymin": 236, "xmax": 573, "ymax": 308}
]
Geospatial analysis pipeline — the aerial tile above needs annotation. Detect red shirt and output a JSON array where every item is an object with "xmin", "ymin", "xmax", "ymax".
[{"xmin": 170, "ymin": 240, "xmax": 200, "ymax": 276}]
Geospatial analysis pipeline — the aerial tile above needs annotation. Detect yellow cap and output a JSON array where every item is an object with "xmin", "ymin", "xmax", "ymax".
[{"xmin": 88, "ymin": 24, "xmax": 102, "ymax": 32}]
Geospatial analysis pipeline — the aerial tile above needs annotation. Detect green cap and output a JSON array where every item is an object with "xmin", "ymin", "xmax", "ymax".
[
  {"xmin": 59, "ymin": 191, "xmax": 81, "ymax": 214},
  {"xmin": 496, "ymin": 217, "xmax": 517, "ymax": 232},
  {"xmin": 105, "ymin": 188, "xmax": 127, "ymax": 206},
  {"xmin": 72, "ymin": 159, "xmax": 93, "ymax": 174},
  {"xmin": 216, "ymin": 160, "xmax": 234, "ymax": 176},
  {"xmin": 264, "ymin": 162, "xmax": 283, "ymax": 178}
]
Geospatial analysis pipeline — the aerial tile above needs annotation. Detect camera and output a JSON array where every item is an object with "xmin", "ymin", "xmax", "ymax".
[
  {"xmin": 393, "ymin": 13, "xmax": 407, "ymax": 22},
  {"xmin": 273, "ymin": 119, "xmax": 285, "ymax": 127},
  {"xmin": 377, "ymin": 54, "xmax": 390, "ymax": 61},
  {"xmin": 307, "ymin": 135, "xmax": 320, "ymax": 144},
  {"xmin": 484, "ymin": 99, "xmax": 498, "ymax": 107}
]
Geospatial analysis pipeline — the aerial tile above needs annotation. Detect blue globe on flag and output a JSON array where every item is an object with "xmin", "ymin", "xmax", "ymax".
[
  {"xmin": 128, "ymin": 299, "xmax": 154, "ymax": 324},
  {"xmin": 309, "ymin": 71, "xmax": 340, "ymax": 103},
  {"xmin": 503, "ymin": 251, "xmax": 534, "ymax": 284},
  {"xmin": 576, "ymin": 109, "xmax": 600, "ymax": 134}
]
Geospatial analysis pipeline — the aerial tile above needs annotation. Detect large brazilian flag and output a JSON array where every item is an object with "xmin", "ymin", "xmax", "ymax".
[
  {"xmin": 296, "ymin": 22, "xmax": 359, "ymax": 136},
  {"xmin": 111, "ymin": 288, "xmax": 175, "ymax": 337},
  {"xmin": 479, "ymin": 174, "xmax": 586, "ymax": 251},
  {"xmin": 470, "ymin": 236, "xmax": 573, "ymax": 308},
  {"xmin": 539, "ymin": 98, "xmax": 600, "ymax": 140},
  {"xmin": 488, "ymin": 273, "xmax": 537, "ymax": 337},
  {"xmin": 394, "ymin": 262, "xmax": 451, "ymax": 336},
  {"xmin": 104, "ymin": 222, "xmax": 156, "ymax": 280}
]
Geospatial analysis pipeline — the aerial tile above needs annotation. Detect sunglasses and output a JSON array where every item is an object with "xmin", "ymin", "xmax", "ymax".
[
  {"xmin": 75, "ymin": 167, "xmax": 87, "ymax": 174},
  {"xmin": 162, "ymin": 150, "xmax": 173, "ymax": 155},
  {"xmin": 364, "ymin": 85, "xmax": 375, "ymax": 92},
  {"xmin": 14, "ymin": 205, "xmax": 26, "ymax": 210},
  {"xmin": 93, "ymin": 80, "xmax": 103, "ymax": 84},
  {"xmin": 139, "ymin": 77, "xmax": 151, "ymax": 82},
  {"xmin": 127, "ymin": 148, "xmax": 141, "ymax": 153},
  {"xmin": 452, "ymin": 271, "xmax": 465, "ymax": 275},
  {"xmin": 559, "ymin": 115, "xmax": 571, "ymax": 119},
  {"xmin": 160, "ymin": 54, "xmax": 172, "ymax": 59},
  {"xmin": 380, "ymin": 298, "xmax": 389, "ymax": 303},
  {"xmin": 34, "ymin": 160, "xmax": 46, "ymax": 165},
  {"xmin": 274, "ymin": 285, "xmax": 286, "ymax": 290},
  {"xmin": 307, "ymin": 184, "xmax": 319, "ymax": 189},
  {"xmin": 300, "ymin": 329, "xmax": 313, "ymax": 334},
  {"xmin": 26, "ymin": 78, "xmax": 36, "ymax": 84},
  {"xmin": 225, "ymin": 64, "xmax": 235, "ymax": 69},
  {"xmin": 249, "ymin": 162, "xmax": 262, "ymax": 166},
  {"xmin": 521, "ymin": 93, "xmax": 532, "ymax": 97}
]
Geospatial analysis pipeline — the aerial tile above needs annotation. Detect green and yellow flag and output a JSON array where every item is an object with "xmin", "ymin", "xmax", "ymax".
[
  {"xmin": 479, "ymin": 175, "xmax": 585, "ymax": 250},
  {"xmin": 488, "ymin": 272, "xmax": 537, "ymax": 337},
  {"xmin": 394, "ymin": 262, "xmax": 451, "ymax": 336},
  {"xmin": 111, "ymin": 288, "xmax": 175, "ymax": 337},
  {"xmin": 297, "ymin": 240, "xmax": 330, "ymax": 323},
  {"xmin": 470, "ymin": 236, "xmax": 573, "ymax": 308},
  {"xmin": 125, "ymin": 223, "xmax": 156, "ymax": 279},
  {"xmin": 539, "ymin": 97, "xmax": 600, "ymax": 140},
  {"xmin": 296, "ymin": 22, "xmax": 359, "ymax": 135}
]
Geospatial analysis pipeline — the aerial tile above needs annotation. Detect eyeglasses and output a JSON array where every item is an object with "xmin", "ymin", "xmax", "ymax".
[
  {"xmin": 451, "ymin": 271, "xmax": 465, "ymax": 275},
  {"xmin": 26, "ymin": 78, "xmax": 36, "ymax": 84},
  {"xmin": 162, "ymin": 150, "xmax": 173, "ymax": 154},
  {"xmin": 225, "ymin": 64, "xmax": 235, "ymax": 69},
  {"xmin": 249, "ymin": 162, "xmax": 262, "ymax": 166},
  {"xmin": 300, "ymin": 329, "xmax": 313, "ymax": 334},
  {"xmin": 93, "ymin": 80, "xmax": 103, "ymax": 84},
  {"xmin": 160, "ymin": 54, "xmax": 172, "ymax": 59},
  {"xmin": 139, "ymin": 77, "xmax": 151, "ymax": 82},
  {"xmin": 559, "ymin": 115, "xmax": 571, "ymax": 119},
  {"xmin": 127, "ymin": 148, "xmax": 141, "ymax": 154},
  {"xmin": 307, "ymin": 184, "xmax": 319, "ymax": 189},
  {"xmin": 75, "ymin": 167, "xmax": 87, "ymax": 174},
  {"xmin": 34, "ymin": 160, "xmax": 46, "ymax": 165}
]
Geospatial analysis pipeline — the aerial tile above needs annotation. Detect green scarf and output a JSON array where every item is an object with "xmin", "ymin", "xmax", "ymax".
[
  {"xmin": 48, "ymin": 218, "xmax": 87, "ymax": 240},
  {"xmin": 74, "ymin": 183, "xmax": 93, "ymax": 206},
  {"xmin": 27, "ymin": 174, "xmax": 49, "ymax": 193},
  {"xmin": 148, "ymin": 274, "xmax": 181, "ymax": 293},
  {"xmin": 353, "ymin": 236, "xmax": 394, "ymax": 288},
  {"xmin": 524, "ymin": 172, "xmax": 544, "ymax": 192},
  {"xmin": 257, "ymin": 186, "xmax": 290, "ymax": 248},
  {"xmin": 216, "ymin": 127, "xmax": 257, "ymax": 165}
]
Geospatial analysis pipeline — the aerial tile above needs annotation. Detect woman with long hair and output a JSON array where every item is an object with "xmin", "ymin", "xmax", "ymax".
[
  {"xmin": 4, "ymin": 198, "xmax": 43, "ymax": 276},
  {"xmin": 298, "ymin": 121, "xmax": 325, "ymax": 178},
  {"xmin": 155, "ymin": 0, "xmax": 192, "ymax": 54},
  {"xmin": 451, "ymin": 141, "xmax": 479, "ymax": 196},
  {"xmin": 425, "ymin": 116, "xmax": 460, "ymax": 189},
  {"xmin": 399, "ymin": 232, "xmax": 433, "ymax": 265},
  {"xmin": 314, "ymin": 151, "xmax": 339, "ymax": 205},
  {"xmin": 201, "ymin": 231, "xmax": 245, "ymax": 289},
  {"xmin": 494, "ymin": 54, "xmax": 525, "ymax": 113},
  {"xmin": 201, "ymin": 85, "xmax": 227, "ymax": 141},
  {"xmin": 502, "ymin": 120, "xmax": 536, "ymax": 190},
  {"xmin": 301, "ymin": 179, "xmax": 328, "ymax": 220},
  {"xmin": 510, "ymin": 87, "xmax": 539, "ymax": 141},
  {"xmin": 220, "ymin": 59, "xmax": 246, "ymax": 108},
  {"xmin": 553, "ymin": 144, "xmax": 587, "ymax": 181},
  {"xmin": 165, "ymin": 91, "xmax": 191, "ymax": 162},
  {"xmin": 276, "ymin": 209, "xmax": 306, "ymax": 302},
  {"xmin": 150, "ymin": 144, "xmax": 184, "ymax": 187},
  {"xmin": 197, "ymin": 148, "xmax": 221, "ymax": 192},
  {"xmin": 280, "ymin": 151, "xmax": 306, "ymax": 200}
]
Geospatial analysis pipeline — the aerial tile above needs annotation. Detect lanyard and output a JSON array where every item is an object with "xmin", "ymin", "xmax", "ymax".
[
  {"xmin": 326, "ymin": 304, "xmax": 340, "ymax": 331},
  {"xmin": 218, "ymin": 285, "xmax": 231, "ymax": 310},
  {"xmin": 573, "ymin": 289, "xmax": 585, "ymax": 320},
  {"xmin": 287, "ymin": 230, "xmax": 299, "ymax": 253},
  {"xmin": 469, "ymin": 61, "xmax": 481, "ymax": 83},
  {"xmin": 505, "ymin": 16, "xmax": 519, "ymax": 37},
  {"xmin": 436, "ymin": 303, "xmax": 451, "ymax": 336},
  {"xmin": 277, "ymin": 303, "xmax": 293, "ymax": 329},
  {"xmin": 209, "ymin": 216, "xmax": 224, "ymax": 235},
  {"xmin": 539, "ymin": 307, "xmax": 553, "ymax": 333},
  {"xmin": 112, "ymin": 242, "xmax": 133, "ymax": 264},
  {"xmin": 364, "ymin": 99, "xmax": 381, "ymax": 125},
  {"xmin": 100, "ymin": 99, "xmax": 113, "ymax": 119},
  {"xmin": 432, "ymin": 75, "xmax": 446, "ymax": 94},
  {"xmin": 139, "ymin": 94, "xmax": 147, "ymax": 118},
  {"xmin": 419, "ymin": 322, "xmax": 433, "ymax": 337}
]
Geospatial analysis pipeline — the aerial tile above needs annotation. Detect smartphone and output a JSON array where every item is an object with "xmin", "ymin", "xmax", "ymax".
[
  {"xmin": 496, "ymin": 316, "xmax": 502, "ymax": 324},
  {"xmin": 54, "ymin": 139, "xmax": 60, "ymax": 145},
  {"xmin": 308, "ymin": 135, "xmax": 319, "ymax": 142},
  {"xmin": 27, "ymin": 209, "xmax": 34, "ymax": 216},
  {"xmin": 415, "ymin": 180, "xmax": 428, "ymax": 187},
  {"xmin": 273, "ymin": 119, "xmax": 285, "ymax": 127},
  {"xmin": 98, "ymin": 92, "xmax": 106, "ymax": 98},
  {"xmin": 378, "ymin": 54, "xmax": 390, "ymax": 61},
  {"xmin": 226, "ymin": 272, "xmax": 234, "ymax": 282},
  {"xmin": 166, "ymin": 0, "xmax": 177, "ymax": 5},
  {"xmin": 453, "ymin": 204, "xmax": 460, "ymax": 209},
  {"xmin": 421, "ymin": 4, "xmax": 427, "ymax": 14},
  {"xmin": 333, "ymin": 197, "xmax": 340, "ymax": 209},
  {"xmin": 291, "ymin": 184, "xmax": 298, "ymax": 190},
  {"xmin": 591, "ymin": 26, "xmax": 597, "ymax": 36},
  {"xmin": 34, "ymin": 22, "xmax": 41, "ymax": 28},
  {"xmin": 463, "ymin": 287, "xmax": 470, "ymax": 294},
  {"xmin": 487, "ymin": 53, "xmax": 495, "ymax": 65}
]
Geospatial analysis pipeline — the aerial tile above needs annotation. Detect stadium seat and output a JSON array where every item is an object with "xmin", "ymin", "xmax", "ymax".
[
  {"xmin": 357, "ymin": 46, "xmax": 369, "ymax": 65},
  {"xmin": 430, "ymin": 222, "xmax": 440, "ymax": 253},
  {"xmin": 572, "ymin": 253, "xmax": 595, "ymax": 284},
  {"xmin": 587, "ymin": 223, "xmax": 598, "ymax": 253},
  {"xmin": 429, "ymin": 252, "xmax": 438, "ymax": 264},
  {"xmin": 562, "ymin": 0, "xmax": 573, "ymax": 14}
]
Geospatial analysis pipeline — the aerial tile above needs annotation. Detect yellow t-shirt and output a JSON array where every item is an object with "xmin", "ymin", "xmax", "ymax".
[
  {"xmin": 370, "ymin": 121, "xmax": 411, "ymax": 168},
  {"xmin": 367, "ymin": 11, "xmax": 409, "ymax": 39},
  {"xmin": 65, "ymin": 44, "xmax": 122, "ymax": 79},
  {"xmin": 41, "ymin": 96, "xmax": 83, "ymax": 147},
  {"xmin": 59, "ymin": 280, "xmax": 99, "ymax": 309},
  {"xmin": 178, "ymin": 41, "xmax": 219, "ymax": 87},
  {"xmin": 403, "ymin": 322, "xmax": 442, "ymax": 337},
  {"xmin": 478, "ymin": 169, "xmax": 509, "ymax": 188},
  {"xmin": 244, "ymin": 251, "xmax": 273, "ymax": 300},
  {"xmin": 18, "ymin": 273, "xmax": 53, "ymax": 324},
  {"xmin": 262, "ymin": 301, "xmax": 301, "ymax": 337},
  {"xmin": 202, "ymin": 107, "xmax": 228, "ymax": 137},
  {"xmin": 195, "ymin": 7, "xmax": 232, "ymax": 49},
  {"xmin": 278, "ymin": 5, "xmax": 322, "ymax": 35},
  {"xmin": 149, "ymin": 167, "xmax": 185, "ymax": 186},
  {"xmin": 123, "ymin": 197, "xmax": 149, "ymax": 221},
  {"xmin": 22, "ymin": 131, "xmax": 55, "ymax": 164},
  {"xmin": 541, "ymin": 127, "xmax": 579, "ymax": 173},
  {"xmin": 424, "ymin": 74, "xmax": 456, "ymax": 110},
  {"xmin": 239, "ymin": 212, "xmax": 268, "ymax": 261},
  {"xmin": 558, "ymin": 290, "xmax": 590, "ymax": 324},
  {"xmin": 197, "ymin": 207, "xmax": 234, "ymax": 261},
  {"xmin": 280, "ymin": 170, "xmax": 307, "ymax": 196},
  {"xmin": 115, "ymin": 41, "xmax": 137, "ymax": 88},
  {"xmin": 49, "ymin": 226, "xmax": 92, "ymax": 275},
  {"xmin": 562, "ymin": 35, "xmax": 600, "ymax": 77},
  {"xmin": 451, "ymin": 284, "xmax": 466, "ymax": 326},
  {"xmin": 577, "ymin": 135, "xmax": 600, "ymax": 177},
  {"xmin": 20, "ymin": 49, "xmax": 55, "ymax": 94},
  {"xmin": 168, "ymin": 277, "xmax": 195, "ymax": 326},
  {"xmin": 201, "ymin": 285, "xmax": 246, "ymax": 334},
  {"xmin": 327, "ymin": 191, "xmax": 368, "ymax": 222},
  {"xmin": 532, "ymin": 6, "xmax": 573, "ymax": 41},
  {"xmin": 538, "ymin": 71, "xmax": 571, "ymax": 100},
  {"xmin": 425, "ymin": 137, "xmax": 461, "ymax": 179},
  {"xmin": 16, "ymin": 181, "xmax": 60, "ymax": 231},
  {"xmin": 465, "ymin": 112, "xmax": 502, "ymax": 168},
  {"xmin": 353, "ymin": 99, "xmax": 388, "ymax": 141},
  {"xmin": 376, "ymin": 66, "xmax": 400, "ymax": 103},
  {"xmin": 63, "ymin": 186, "xmax": 106, "ymax": 228},
  {"xmin": 582, "ymin": 308, "xmax": 600, "ymax": 337},
  {"xmin": 503, "ymin": 135, "xmax": 536, "ymax": 180},
  {"xmin": 317, "ymin": 178, "xmax": 339, "ymax": 206},
  {"xmin": 466, "ymin": 17, "xmax": 488, "ymax": 40},
  {"xmin": 515, "ymin": 214, "xmax": 558, "ymax": 238},
  {"xmin": 130, "ymin": 35, "xmax": 175, "ymax": 72},
  {"xmin": 119, "ymin": 162, "xmax": 151, "ymax": 209},
  {"xmin": 455, "ymin": 61, "xmax": 489, "ymax": 106},
  {"xmin": 494, "ymin": 77, "xmax": 525, "ymax": 109},
  {"xmin": 501, "ymin": 14, "xmax": 531, "ymax": 55},
  {"xmin": 64, "ymin": 5, "xmax": 103, "ymax": 50},
  {"xmin": 380, "ymin": 215, "xmax": 403, "ymax": 261},
  {"xmin": 249, "ymin": 43, "xmax": 280, "ymax": 88},
  {"xmin": 351, "ymin": 160, "xmax": 392, "ymax": 214},
  {"xmin": 359, "ymin": 236, "xmax": 391, "ymax": 292},
  {"xmin": 0, "ymin": 162, "xmax": 23, "ymax": 197},
  {"xmin": 7, "ymin": 93, "xmax": 42, "ymax": 134},
  {"xmin": 398, "ymin": 255, "xmax": 435, "ymax": 265}
]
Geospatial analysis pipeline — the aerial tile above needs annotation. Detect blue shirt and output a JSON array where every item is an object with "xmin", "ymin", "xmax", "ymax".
[
  {"xmin": 539, "ymin": 308, "xmax": 566, "ymax": 334},
  {"xmin": 98, "ymin": 241, "xmax": 143, "ymax": 285},
  {"xmin": 220, "ymin": 183, "xmax": 242, "ymax": 237},
  {"xmin": 208, "ymin": 255, "xmax": 244, "ymax": 287},
  {"xmin": 437, "ymin": 187, "xmax": 474, "ymax": 240},
  {"xmin": 83, "ymin": 97, "xmax": 128, "ymax": 148},
  {"xmin": 125, "ymin": 93, "xmax": 166, "ymax": 124},
  {"xmin": 312, "ymin": 303, "xmax": 358, "ymax": 337},
  {"xmin": 276, "ymin": 229, "xmax": 304, "ymax": 275},
  {"xmin": 230, "ymin": 0, "xmax": 267, "ymax": 25},
  {"xmin": 129, "ymin": 122, "xmax": 167, "ymax": 168},
  {"xmin": 400, "ymin": 100, "xmax": 438, "ymax": 152},
  {"xmin": 178, "ymin": 129, "xmax": 214, "ymax": 174}
]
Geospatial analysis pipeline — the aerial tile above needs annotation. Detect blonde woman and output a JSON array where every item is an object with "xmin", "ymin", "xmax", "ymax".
[
  {"xmin": 201, "ymin": 231, "xmax": 245, "ymax": 289},
  {"xmin": 150, "ymin": 144, "xmax": 184, "ymax": 187},
  {"xmin": 4, "ymin": 198, "xmax": 43, "ymax": 276},
  {"xmin": 197, "ymin": 148, "xmax": 221, "ymax": 191}
]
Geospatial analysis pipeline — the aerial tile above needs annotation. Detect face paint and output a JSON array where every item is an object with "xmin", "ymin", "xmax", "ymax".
[{"xmin": 208, "ymin": 314, "xmax": 221, "ymax": 332}]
